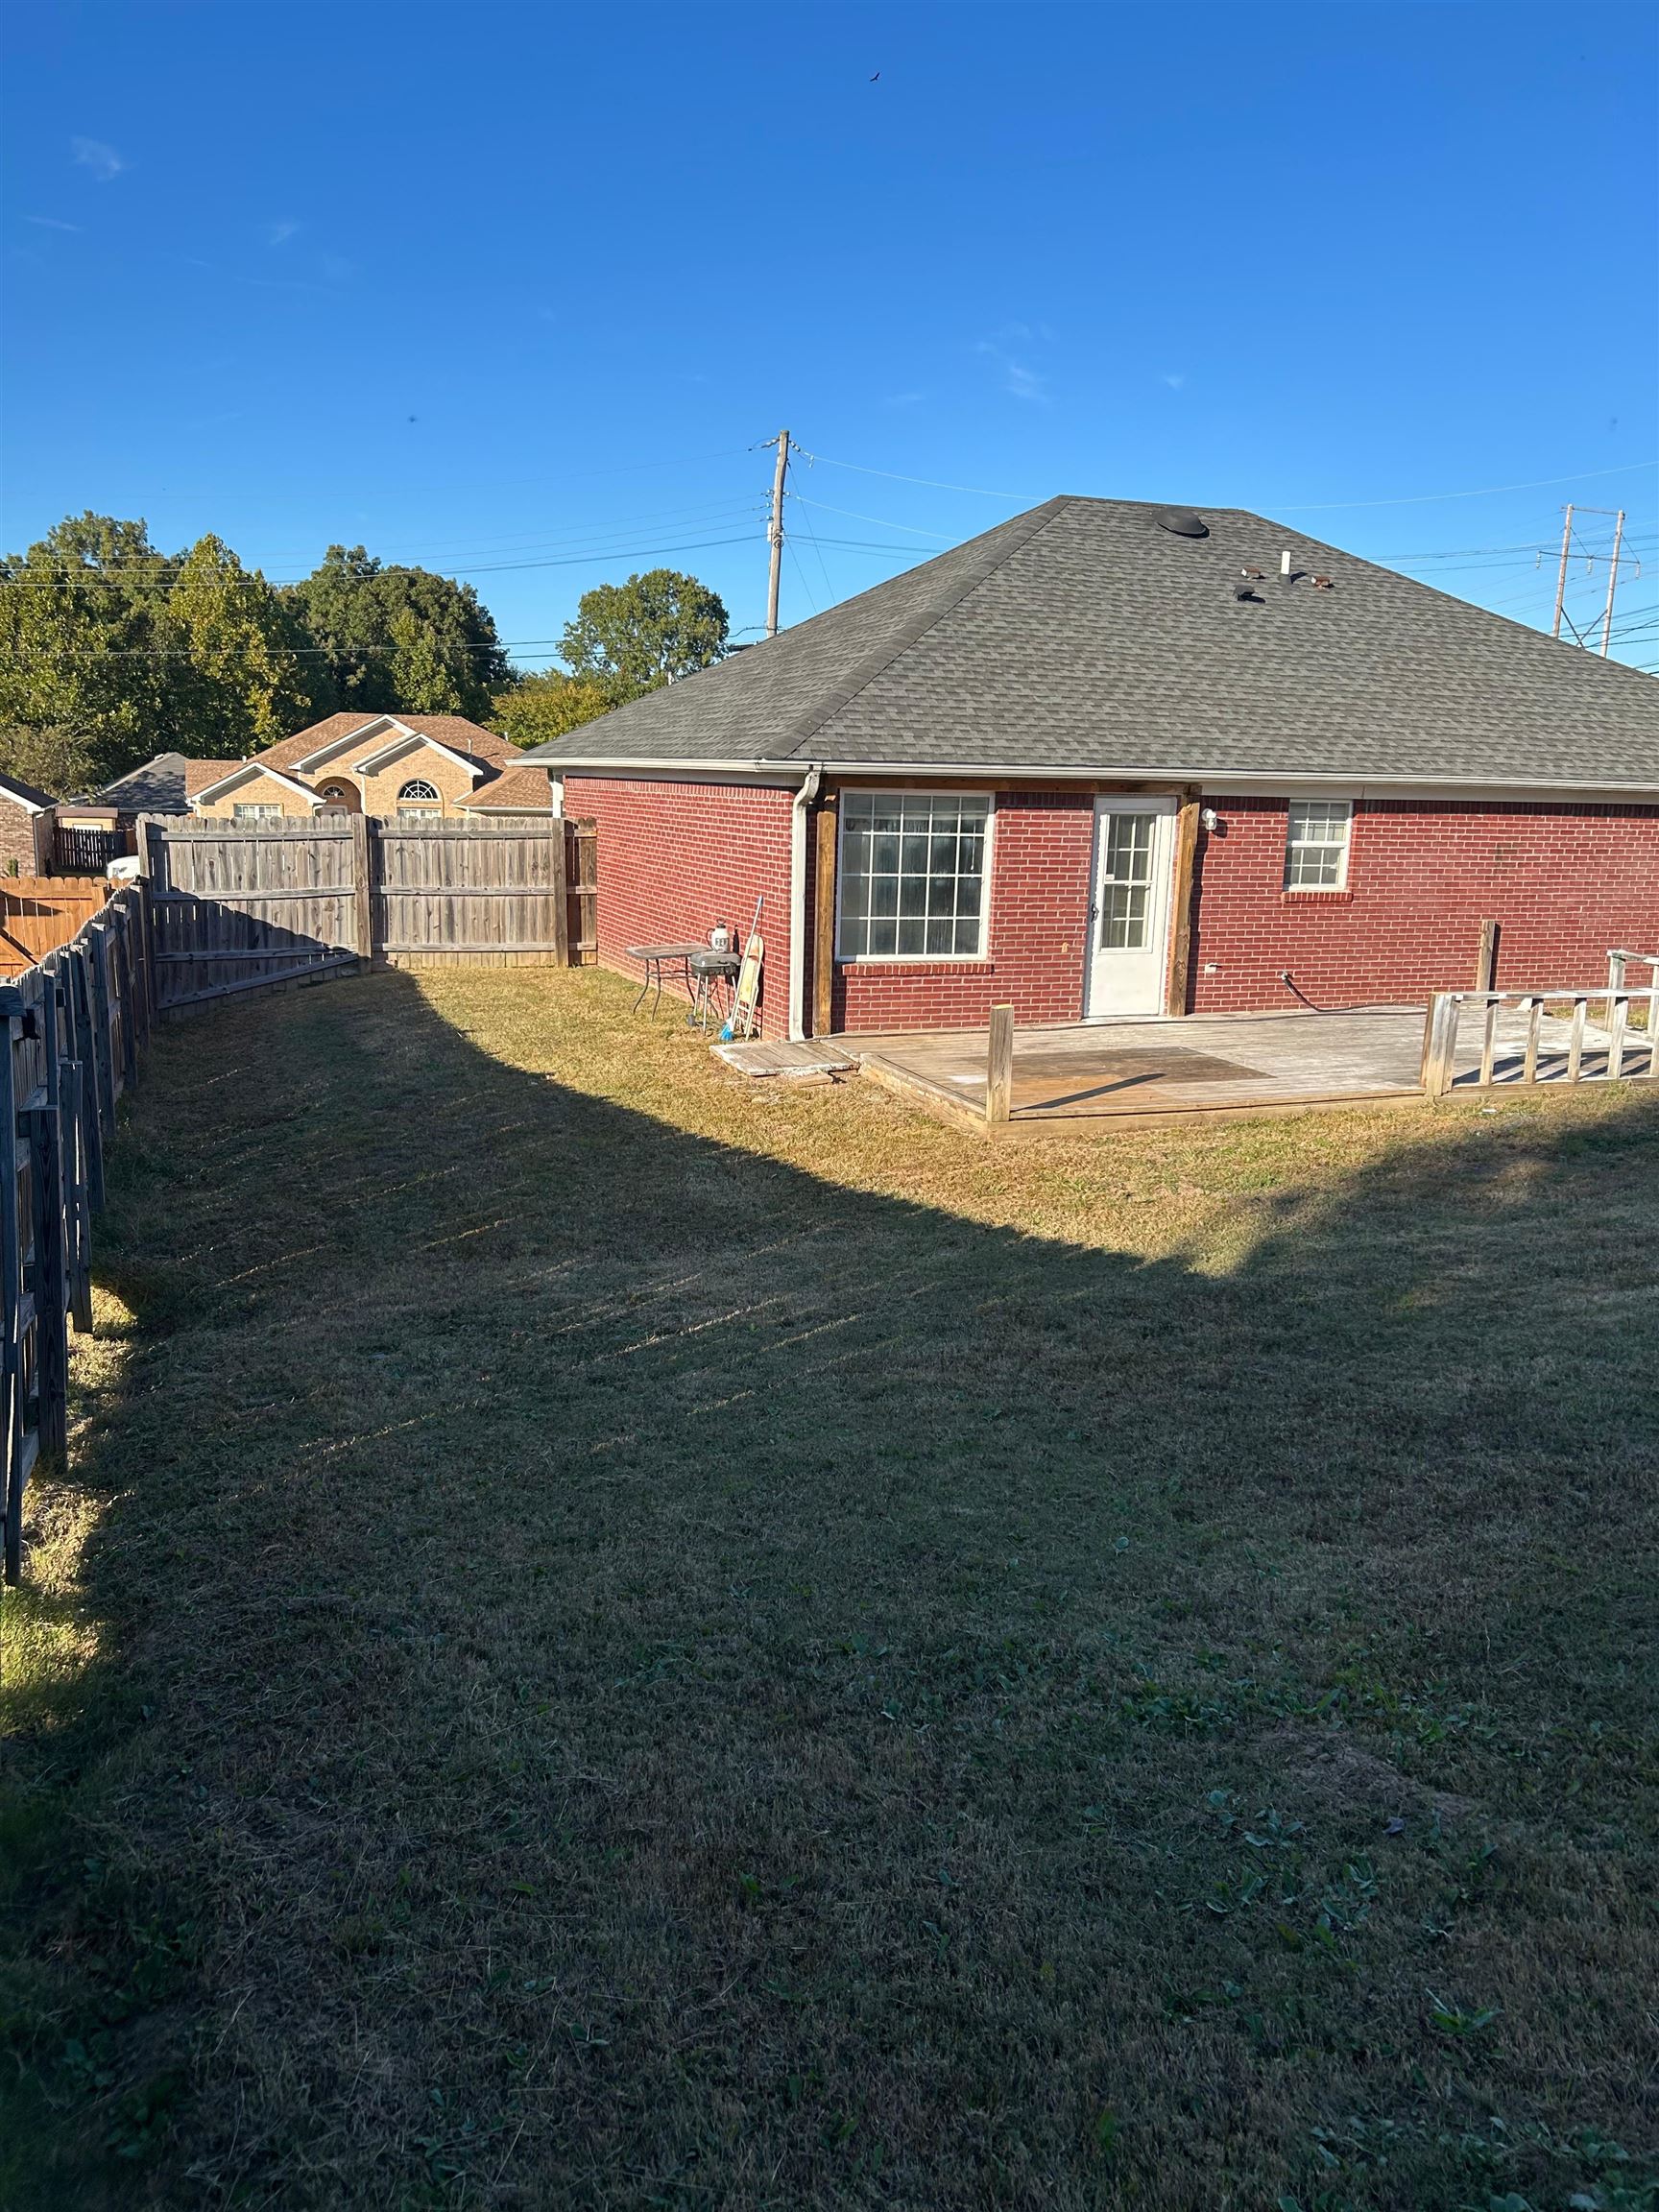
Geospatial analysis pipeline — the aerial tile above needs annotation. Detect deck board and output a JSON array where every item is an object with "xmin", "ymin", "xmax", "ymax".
[{"xmin": 832, "ymin": 1003, "xmax": 1654, "ymax": 1132}]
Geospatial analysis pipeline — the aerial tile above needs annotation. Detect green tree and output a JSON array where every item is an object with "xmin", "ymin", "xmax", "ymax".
[
  {"xmin": 163, "ymin": 535, "xmax": 316, "ymax": 751},
  {"xmin": 0, "ymin": 514, "xmax": 173, "ymax": 786},
  {"xmin": 558, "ymin": 568, "xmax": 728, "ymax": 695},
  {"xmin": 492, "ymin": 669, "xmax": 628, "ymax": 750},
  {"xmin": 289, "ymin": 547, "xmax": 509, "ymax": 719}
]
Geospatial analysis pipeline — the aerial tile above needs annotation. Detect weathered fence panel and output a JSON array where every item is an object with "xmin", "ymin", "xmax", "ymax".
[
  {"xmin": 140, "ymin": 815, "xmax": 360, "ymax": 1010},
  {"xmin": 375, "ymin": 816, "xmax": 567, "ymax": 969},
  {"xmin": 1, "ymin": 882, "xmax": 146, "ymax": 1591},
  {"xmin": 139, "ymin": 813, "xmax": 595, "ymax": 1001}
]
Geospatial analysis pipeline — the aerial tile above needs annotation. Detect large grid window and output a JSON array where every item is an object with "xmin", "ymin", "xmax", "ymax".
[
  {"xmin": 837, "ymin": 792, "xmax": 990, "ymax": 959},
  {"xmin": 1285, "ymin": 800, "xmax": 1353, "ymax": 890},
  {"xmin": 231, "ymin": 802, "xmax": 283, "ymax": 825}
]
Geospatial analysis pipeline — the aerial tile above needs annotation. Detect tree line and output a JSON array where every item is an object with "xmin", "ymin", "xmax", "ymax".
[{"xmin": 0, "ymin": 511, "xmax": 732, "ymax": 797}]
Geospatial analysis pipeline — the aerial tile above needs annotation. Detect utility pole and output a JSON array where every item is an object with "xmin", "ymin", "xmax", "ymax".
[
  {"xmin": 765, "ymin": 429, "xmax": 790, "ymax": 639},
  {"xmin": 1599, "ymin": 509, "xmax": 1626, "ymax": 657},
  {"xmin": 1551, "ymin": 503, "xmax": 1574, "ymax": 638}
]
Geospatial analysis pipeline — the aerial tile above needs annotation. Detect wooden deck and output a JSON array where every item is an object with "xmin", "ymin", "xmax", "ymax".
[{"xmin": 836, "ymin": 1003, "xmax": 1655, "ymax": 1134}]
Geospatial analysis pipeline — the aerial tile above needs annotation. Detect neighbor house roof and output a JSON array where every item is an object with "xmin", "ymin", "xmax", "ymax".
[
  {"xmin": 519, "ymin": 496, "xmax": 1659, "ymax": 792},
  {"xmin": 99, "ymin": 752, "xmax": 242, "ymax": 814},
  {"xmin": 0, "ymin": 769, "xmax": 58, "ymax": 812},
  {"xmin": 455, "ymin": 763, "xmax": 556, "ymax": 811},
  {"xmin": 254, "ymin": 713, "xmax": 517, "ymax": 779}
]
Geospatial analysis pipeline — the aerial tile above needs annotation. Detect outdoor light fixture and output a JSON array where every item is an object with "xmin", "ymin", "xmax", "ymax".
[{"xmin": 1200, "ymin": 806, "xmax": 1220, "ymax": 831}]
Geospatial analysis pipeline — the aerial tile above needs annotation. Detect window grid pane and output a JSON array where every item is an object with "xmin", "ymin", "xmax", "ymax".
[
  {"xmin": 838, "ymin": 793, "xmax": 990, "ymax": 959},
  {"xmin": 1285, "ymin": 801, "xmax": 1353, "ymax": 890}
]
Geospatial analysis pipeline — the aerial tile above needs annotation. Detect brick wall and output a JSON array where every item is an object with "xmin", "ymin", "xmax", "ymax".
[
  {"xmin": 563, "ymin": 775, "xmax": 796, "ymax": 1031},
  {"xmin": 1190, "ymin": 796, "xmax": 1659, "ymax": 1011},
  {"xmin": 0, "ymin": 805, "xmax": 41, "ymax": 874},
  {"xmin": 831, "ymin": 790, "xmax": 1095, "ymax": 1032}
]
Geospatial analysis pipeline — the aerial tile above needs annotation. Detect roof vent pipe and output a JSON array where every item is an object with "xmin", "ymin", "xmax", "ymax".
[{"xmin": 1280, "ymin": 549, "xmax": 1293, "ymax": 580}]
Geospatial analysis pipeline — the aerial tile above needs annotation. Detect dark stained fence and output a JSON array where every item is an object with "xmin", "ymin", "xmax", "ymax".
[
  {"xmin": 52, "ymin": 822, "xmax": 132, "ymax": 876},
  {"xmin": 138, "ymin": 814, "xmax": 595, "ymax": 1007},
  {"xmin": 1, "ymin": 882, "xmax": 149, "ymax": 1589}
]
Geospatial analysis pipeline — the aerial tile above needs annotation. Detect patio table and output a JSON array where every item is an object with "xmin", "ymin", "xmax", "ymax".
[{"xmin": 626, "ymin": 942, "xmax": 710, "ymax": 1014}]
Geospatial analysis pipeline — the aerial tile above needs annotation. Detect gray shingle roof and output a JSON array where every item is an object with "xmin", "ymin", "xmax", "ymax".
[{"xmin": 522, "ymin": 495, "xmax": 1659, "ymax": 790}]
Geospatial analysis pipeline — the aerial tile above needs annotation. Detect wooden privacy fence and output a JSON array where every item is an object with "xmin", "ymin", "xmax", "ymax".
[
  {"xmin": 138, "ymin": 813, "xmax": 597, "ymax": 1012},
  {"xmin": 0, "ymin": 878, "xmax": 110, "ymax": 976},
  {"xmin": 1, "ymin": 880, "xmax": 150, "ymax": 1588}
]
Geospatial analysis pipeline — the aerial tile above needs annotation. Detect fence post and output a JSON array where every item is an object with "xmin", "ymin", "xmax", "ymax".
[
  {"xmin": 1421, "ymin": 993, "xmax": 1460, "ymax": 1096},
  {"xmin": 0, "ymin": 1008, "xmax": 20, "ymax": 1585},
  {"xmin": 551, "ymin": 814, "xmax": 570, "ymax": 967},
  {"xmin": 351, "ymin": 811, "xmax": 374, "ymax": 965},
  {"xmin": 986, "ymin": 1003, "xmax": 1014, "ymax": 1127},
  {"xmin": 24, "ymin": 1101, "xmax": 67, "ymax": 1469},
  {"xmin": 1475, "ymin": 919, "xmax": 1500, "ymax": 993}
]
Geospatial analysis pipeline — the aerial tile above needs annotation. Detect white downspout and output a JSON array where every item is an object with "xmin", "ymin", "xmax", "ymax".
[{"xmin": 787, "ymin": 764, "xmax": 823, "ymax": 1041}]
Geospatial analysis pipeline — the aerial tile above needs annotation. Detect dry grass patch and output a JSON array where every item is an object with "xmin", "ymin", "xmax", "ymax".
[{"xmin": 2, "ymin": 966, "xmax": 1657, "ymax": 2210}]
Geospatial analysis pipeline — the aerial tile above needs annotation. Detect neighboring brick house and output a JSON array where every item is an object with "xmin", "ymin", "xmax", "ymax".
[
  {"xmin": 522, "ymin": 495, "xmax": 1659, "ymax": 1038},
  {"xmin": 0, "ymin": 771, "xmax": 56, "ymax": 874},
  {"xmin": 189, "ymin": 713, "xmax": 555, "ymax": 822}
]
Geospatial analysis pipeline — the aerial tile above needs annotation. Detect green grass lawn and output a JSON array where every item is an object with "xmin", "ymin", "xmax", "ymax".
[{"xmin": 3, "ymin": 967, "xmax": 1657, "ymax": 2211}]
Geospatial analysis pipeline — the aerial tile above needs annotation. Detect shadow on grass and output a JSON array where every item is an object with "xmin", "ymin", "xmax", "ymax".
[{"xmin": 3, "ymin": 968, "xmax": 1657, "ymax": 2212}]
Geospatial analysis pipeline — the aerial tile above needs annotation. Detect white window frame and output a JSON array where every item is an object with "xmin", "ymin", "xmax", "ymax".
[
  {"xmin": 1284, "ymin": 799, "xmax": 1354, "ymax": 891},
  {"xmin": 231, "ymin": 802, "xmax": 284, "ymax": 826},
  {"xmin": 834, "ymin": 788, "xmax": 996, "ymax": 963}
]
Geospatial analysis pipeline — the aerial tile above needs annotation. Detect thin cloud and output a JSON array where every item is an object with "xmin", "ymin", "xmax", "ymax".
[
  {"xmin": 975, "ymin": 339, "xmax": 1048, "ymax": 405},
  {"xmin": 266, "ymin": 220, "xmax": 300, "ymax": 247},
  {"xmin": 319, "ymin": 252, "xmax": 353, "ymax": 284},
  {"xmin": 883, "ymin": 391, "xmax": 926, "ymax": 409},
  {"xmin": 26, "ymin": 215, "xmax": 83, "ymax": 233},
  {"xmin": 71, "ymin": 136, "xmax": 126, "ymax": 182},
  {"xmin": 1162, "ymin": 372, "xmax": 1187, "ymax": 391}
]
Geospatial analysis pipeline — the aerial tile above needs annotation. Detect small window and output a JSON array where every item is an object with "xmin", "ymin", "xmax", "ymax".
[
  {"xmin": 837, "ymin": 791, "xmax": 990, "ymax": 960},
  {"xmin": 1285, "ymin": 800, "xmax": 1352, "ymax": 890},
  {"xmin": 232, "ymin": 803, "xmax": 283, "ymax": 826},
  {"xmin": 397, "ymin": 778, "xmax": 442, "ymax": 823}
]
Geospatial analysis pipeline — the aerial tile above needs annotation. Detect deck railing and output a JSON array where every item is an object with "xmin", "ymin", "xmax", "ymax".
[{"xmin": 1421, "ymin": 987, "xmax": 1659, "ymax": 1096}]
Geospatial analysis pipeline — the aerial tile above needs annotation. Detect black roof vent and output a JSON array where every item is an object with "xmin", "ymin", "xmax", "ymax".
[{"xmin": 1155, "ymin": 508, "xmax": 1209, "ymax": 539}]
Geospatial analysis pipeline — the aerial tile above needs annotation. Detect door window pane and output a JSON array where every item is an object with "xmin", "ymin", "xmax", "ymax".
[
  {"xmin": 1098, "ymin": 813, "xmax": 1156, "ymax": 950},
  {"xmin": 837, "ymin": 793, "xmax": 991, "ymax": 959}
]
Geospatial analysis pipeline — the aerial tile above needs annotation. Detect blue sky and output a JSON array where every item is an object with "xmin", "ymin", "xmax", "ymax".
[{"xmin": 4, "ymin": 1, "xmax": 1656, "ymax": 671}]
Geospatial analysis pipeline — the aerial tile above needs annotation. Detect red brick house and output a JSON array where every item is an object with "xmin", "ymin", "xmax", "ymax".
[{"xmin": 522, "ymin": 497, "xmax": 1659, "ymax": 1038}]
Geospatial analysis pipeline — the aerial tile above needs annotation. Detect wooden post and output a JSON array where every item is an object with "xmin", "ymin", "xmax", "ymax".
[
  {"xmin": 26, "ymin": 1104, "xmax": 66, "ymax": 1468},
  {"xmin": 85, "ymin": 930, "xmax": 116, "ymax": 1168},
  {"xmin": 351, "ymin": 811, "xmax": 374, "ymax": 964},
  {"xmin": 68, "ymin": 948, "xmax": 104, "ymax": 1213},
  {"xmin": 551, "ymin": 814, "xmax": 570, "ymax": 967},
  {"xmin": 1475, "ymin": 919, "xmax": 1500, "ymax": 993},
  {"xmin": 60, "ymin": 1058, "xmax": 92, "ymax": 1331},
  {"xmin": 1164, "ymin": 787, "xmax": 1202, "ymax": 1016},
  {"xmin": 986, "ymin": 1003, "xmax": 1014, "ymax": 1126},
  {"xmin": 813, "ymin": 789, "xmax": 837, "ymax": 1039},
  {"xmin": 1421, "ymin": 992, "xmax": 1460, "ymax": 1096},
  {"xmin": 0, "ymin": 1010, "xmax": 20, "ymax": 1584},
  {"xmin": 1608, "ymin": 950, "xmax": 1628, "ymax": 995}
]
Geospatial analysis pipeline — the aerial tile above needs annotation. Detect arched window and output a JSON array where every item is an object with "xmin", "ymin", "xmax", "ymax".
[{"xmin": 397, "ymin": 777, "xmax": 442, "ymax": 823}]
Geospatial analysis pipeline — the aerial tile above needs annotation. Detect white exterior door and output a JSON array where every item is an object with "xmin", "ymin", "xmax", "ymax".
[{"xmin": 1084, "ymin": 797, "xmax": 1177, "ymax": 1019}]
